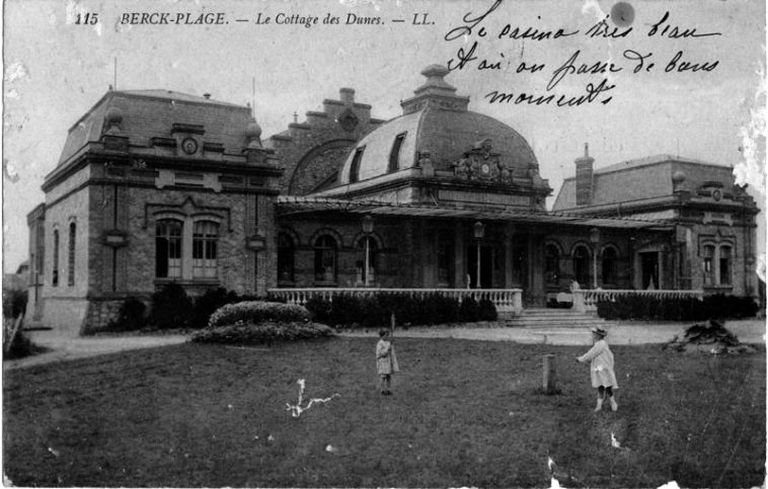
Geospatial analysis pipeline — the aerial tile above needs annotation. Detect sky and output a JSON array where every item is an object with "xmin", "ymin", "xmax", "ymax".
[{"xmin": 3, "ymin": 0, "xmax": 766, "ymax": 273}]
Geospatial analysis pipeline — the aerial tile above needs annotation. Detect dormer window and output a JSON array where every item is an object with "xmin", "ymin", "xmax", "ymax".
[
  {"xmin": 388, "ymin": 133, "xmax": 407, "ymax": 173},
  {"xmin": 349, "ymin": 146, "xmax": 365, "ymax": 183}
]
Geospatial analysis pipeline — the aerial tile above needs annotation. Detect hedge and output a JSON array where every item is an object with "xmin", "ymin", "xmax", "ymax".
[
  {"xmin": 190, "ymin": 321, "xmax": 334, "ymax": 345},
  {"xmin": 596, "ymin": 294, "xmax": 759, "ymax": 321},
  {"xmin": 208, "ymin": 301, "xmax": 311, "ymax": 328},
  {"xmin": 304, "ymin": 293, "xmax": 496, "ymax": 328}
]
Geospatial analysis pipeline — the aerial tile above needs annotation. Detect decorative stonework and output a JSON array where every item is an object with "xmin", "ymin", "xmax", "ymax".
[
  {"xmin": 337, "ymin": 108, "xmax": 359, "ymax": 132},
  {"xmin": 452, "ymin": 138, "xmax": 513, "ymax": 183}
]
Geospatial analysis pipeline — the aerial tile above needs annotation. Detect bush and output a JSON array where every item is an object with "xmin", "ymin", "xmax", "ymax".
[
  {"xmin": 3, "ymin": 289, "xmax": 28, "ymax": 319},
  {"xmin": 596, "ymin": 294, "xmax": 759, "ymax": 321},
  {"xmin": 190, "ymin": 321, "xmax": 335, "ymax": 345},
  {"xmin": 208, "ymin": 301, "xmax": 311, "ymax": 328},
  {"xmin": 149, "ymin": 283, "xmax": 194, "ymax": 329},
  {"xmin": 191, "ymin": 288, "xmax": 238, "ymax": 329},
  {"xmin": 107, "ymin": 297, "xmax": 147, "ymax": 332}
]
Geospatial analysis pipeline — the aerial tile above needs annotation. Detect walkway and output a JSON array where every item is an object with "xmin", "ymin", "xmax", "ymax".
[
  {"xmin": 4, "ymin": 319, "xmax": 764, "ymax": 370},
  {"xmin": 340, "ymin": 319, "xmax": 766, "ymax": 345}
]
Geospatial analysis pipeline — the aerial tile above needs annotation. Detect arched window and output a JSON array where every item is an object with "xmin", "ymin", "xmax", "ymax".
[
  {"xmin": 601, "ymin": 246, "xmax": 618, "ymax": 285},
  {"xmin": 719, "ymin": 246, "xmax": 732, "ymax": 285},
  {"xmin": 193, "ymin": 221, "xmax": 219, "ymax": 278},
  {"xmin": 314, "ymin": 235, "xmax": 337, "ymax": 282},
  {"xmin": 436, "ymin": 230, "xmax": 454, "ymax": 287},
  {"xmin": 349, "ymin": 146, "xmax": 365, "ymax": 183},
  {"xmin": 52, "ymin": 229, "xmax": 60, "ymax": 287},
  {"xmin": 277, "ymin": 233, "xmax": 295, "ymax": 283},
  {"xmin": 702, "ymin": 244, "xmax": 715, "ymax": 286},
  {"xmin": 156, "ymin": 219, "xmax": 183, "ymax": 278},
  {"xmin": 356, "ymin": 236, "xmax": 378, "ymax": 285},
  {"xmin": 544, "ymin": 244, "xmax": 560, "ymax": 285},
  {"xmin": 68, "ymin": 223, "xmax": 76, "ymax": 286},
  {"xmin": 388, "ymin": 133, "xmax": 406, "ymax": 173},
  {"xmin": 573, "ymin": 245, "xmax": 590, "ymax": 287}
]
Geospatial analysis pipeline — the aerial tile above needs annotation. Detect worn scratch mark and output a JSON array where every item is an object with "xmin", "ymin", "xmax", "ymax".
[{"xmin": 285, "ymin": 378, "xmax": 340, "ymax": 418}]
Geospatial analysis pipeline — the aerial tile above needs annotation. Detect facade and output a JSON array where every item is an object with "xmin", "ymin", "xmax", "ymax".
[{"xmin": 26, "ymin": 66, "xmax": 760, "ymax": 334}]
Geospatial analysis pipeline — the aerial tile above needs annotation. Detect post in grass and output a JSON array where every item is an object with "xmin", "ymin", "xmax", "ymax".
[{"xmin": 543, "ymin": 353, "xmax": 557, "ymax": 394}]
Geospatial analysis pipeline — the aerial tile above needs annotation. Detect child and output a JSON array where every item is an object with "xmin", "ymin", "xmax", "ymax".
[
  {"xmin": 376, "ymin": 329, "xmax": 399, "ymax": 395},
  {"xmin": 576, "ymin": 326, "xmax": 618, "ymax": 412}
]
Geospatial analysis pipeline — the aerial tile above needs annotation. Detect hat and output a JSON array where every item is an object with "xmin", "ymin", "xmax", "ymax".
[{"xmin": 591, "ymin": 326, "xmax": 608, "ymax": 337}]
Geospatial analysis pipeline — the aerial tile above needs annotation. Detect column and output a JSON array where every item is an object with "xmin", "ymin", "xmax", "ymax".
[
  {"xmin": 504, "ymin": 224, "xmax": 514, "ymax": 288},
  {"xmin": 454, "ymin": 221, "xmax": 465, "ymax": 288}
]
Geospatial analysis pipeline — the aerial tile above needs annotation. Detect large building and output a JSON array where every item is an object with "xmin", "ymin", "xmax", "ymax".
[{"xmin": 26, "ymin": 65, "xmax": 760, "ymax": 335}]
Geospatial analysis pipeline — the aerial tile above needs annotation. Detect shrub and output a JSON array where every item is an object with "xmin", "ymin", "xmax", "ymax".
[
  {"xmin": 3, "ymin": 289, "xmax": 28, "ymax": 319},
  {"xmin": 208, "ymin": 301, "xmax": 311, "ymax": 328},
  {"xmin": 107, "ymin": 297, "xmax": 147, "ymax": 332},
  {"xmin": 190, "ymin": 321, "xmax": 334, "ymax": 345},
  {"xmin": 4, "ymin": 330, "xmax": 45, "ymax": 360},
  {"xmin": 301, "ymin": 292, "xmax": 495, "ymax": 328},
  {"xmin": 596, "ymin": 294, "xmax": 759, "ymax": 321},
  {"xmin": 149, "ymin": 283, "xmax": 194, "ymax": 329},
  {"xmin": 191, "ymin": 288, "xmax": 238, "ymax": 329}
]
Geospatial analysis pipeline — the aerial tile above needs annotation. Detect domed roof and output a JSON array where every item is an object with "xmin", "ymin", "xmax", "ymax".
[{"xmin": 338, "ymin": 66, "xmax": 538, "ymax": 185}]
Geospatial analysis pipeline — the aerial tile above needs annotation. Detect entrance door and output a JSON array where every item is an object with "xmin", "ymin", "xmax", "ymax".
[
  {"xmin": 467, "ymin": 245, "xmax": 493, "ymax": 288},
  {"xmin": 640, "ymin": 252, "xmax": 659, "ymax": 289}
]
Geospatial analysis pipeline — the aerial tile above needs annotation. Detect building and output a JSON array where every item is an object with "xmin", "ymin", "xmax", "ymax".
[{"xmin": 26, "ymin": 66, "xmax": 760, "ymax": 335}]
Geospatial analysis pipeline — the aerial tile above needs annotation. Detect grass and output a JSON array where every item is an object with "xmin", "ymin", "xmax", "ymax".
[{"xmin": 3, "ymin": 337, "xmax": 765, "ymax": 487}]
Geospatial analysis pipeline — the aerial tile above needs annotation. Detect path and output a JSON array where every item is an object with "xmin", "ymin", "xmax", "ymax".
[{"xmin": 4, "ymin": 319, "xmax": 763, "ymax": 370}]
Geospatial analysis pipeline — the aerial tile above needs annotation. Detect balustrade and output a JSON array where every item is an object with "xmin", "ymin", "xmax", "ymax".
[
  {"xmin": 268, "ymin": 288, "xmax": 524, "ymax": 314},
  {"xmin": 571, "ymin": 289, "xmax": 705, "ymax": 312}
]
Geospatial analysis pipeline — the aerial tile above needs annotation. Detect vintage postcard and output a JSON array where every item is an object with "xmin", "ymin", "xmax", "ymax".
[{"xmin": 3, "ymin": 0, "xmax": 766, "ymax": 487}]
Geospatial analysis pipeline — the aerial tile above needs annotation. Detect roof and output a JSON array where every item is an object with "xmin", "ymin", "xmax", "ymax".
[
  {"xmin": 336, "ymin": 65, "xmax": 539, "ymax": 188},
  {"xmin": 553, "ymin": 154, "xmax": 736, "ymax": 211},
  {"xmin": 276, "ymin": 196, "xmax": 672, "ymax": 230},
  {"xmin": 57, "ymin": 89, "xmax": 251, "ymax": 166}
]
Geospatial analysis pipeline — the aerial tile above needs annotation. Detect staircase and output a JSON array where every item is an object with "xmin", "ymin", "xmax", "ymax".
[{"xmin": 504, "ymin": 308, "xmax": 615, "ymax": 328}]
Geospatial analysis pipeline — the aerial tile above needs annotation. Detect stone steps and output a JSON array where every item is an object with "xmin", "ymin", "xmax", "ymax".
[{"xmin": 503, "ymin": 308, "xmax": 614, "ymax": 328}]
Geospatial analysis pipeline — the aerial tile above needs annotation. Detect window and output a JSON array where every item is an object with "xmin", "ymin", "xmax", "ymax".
[
  {"xmin": 703, "ymin": 245, "xmax": 715, "ymax": 286},
  {"xmin": 719, "ymin": 246, "xmax": 731, "ymax": 285},
  {"xmin": 314, "ymin": 235, "xmax": 337, "ymax": 282},
  {"xmin": 349, "ymin": 147, "xmax": 365, "ymax": 183},
  {"xmin": 388, "ymin": 133, "xmax": 406, "ymax": 173},
  {"xmin": 601, "ymin": 246, "xmax": 618, "ymax": 285},
  {"xmin": 156, "ymin": 220, "xmax": 183, "ymax": 278},
  {"xmin": 193, "ymin": 221, "xmax": 219, "ymax": 278},
  {"xmin": 545, "ymin": 244, "xmax": 560, "ymax": 285},
  {"xmin": 437, "ymin": 230, "xmax": 454, "ymax": 286},
  {"xmin": 277, "ymin": 233, "xmax": 295, "ymax": 283},
  {"xmin": 573, "ymin": 245, "xmax": 590, "ymax": 287},
  {"xmin": 356, "ymin": 236, "xmax": 378, "ymax": 285},
  {"xmin": 52, "ymin": 229, "xmax": 59, "ymax": 287},
  {"xmin": 68, "ymin": 223, "xmax": 76, "ymax": 286}
]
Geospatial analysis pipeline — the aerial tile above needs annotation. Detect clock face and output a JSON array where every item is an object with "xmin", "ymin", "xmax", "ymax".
[
  {"xmin": 182, "ymin": 138, "xmax": 198, "ymax": 155},
  {"xmin": 712, "ymin": 189, "xmax": 722, "ymax": 201},
  {"xmin": 481, "ymin": 163, "xmax": 490, "ymax": 175}
]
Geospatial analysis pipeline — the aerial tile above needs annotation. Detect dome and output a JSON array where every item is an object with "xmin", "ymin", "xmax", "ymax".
[
  {"xmin": 245, "ymin": 118, "xmax": 262, "ymax": 139},
  {"xmin": 338, "ymin": 66, "xmax": 538, "ymax": 185}
]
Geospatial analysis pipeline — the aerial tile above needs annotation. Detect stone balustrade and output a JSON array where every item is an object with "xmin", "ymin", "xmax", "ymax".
[
  {"xmin": 268, "ymin": 288, "xmax": 524, "ymax": 315},
  {"xmin": 571, "ymin": 289, "xmax": 705, "ymax": 312}
]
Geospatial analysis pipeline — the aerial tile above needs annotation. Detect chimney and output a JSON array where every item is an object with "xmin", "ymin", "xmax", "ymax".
[
  {"xmin": 340, "ymin": 88, "xmax": 355, "ymax": 104},
  {"xmin": 575, "ymin": 143, "xmax": 594, "ymax": 206}
]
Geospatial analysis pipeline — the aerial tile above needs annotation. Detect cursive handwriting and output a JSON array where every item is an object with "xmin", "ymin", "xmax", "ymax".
[
  {"xmin": 444, "ymin": 0, "xmax": 501, "ymax": 41},
  {"xmin": 648, "ymin": 12, "xmax": 721, "ymax": 38},
  {"xmin": 547, "ymin": 50, "xmax": 622, "ymax": 91},
  {"xmin": 485, "ymin": 78, "xmax": 616, "ymax": 106}
]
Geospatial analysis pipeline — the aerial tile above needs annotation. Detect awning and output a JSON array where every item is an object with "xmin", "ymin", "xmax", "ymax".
[{"xmin": 276, "ymin": 196, "xmax": 674, "ymax": 231}]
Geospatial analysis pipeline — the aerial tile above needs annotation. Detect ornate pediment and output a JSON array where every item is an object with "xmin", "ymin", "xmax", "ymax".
[{"xmin": 451, "ymin": 138, "xmax": 513, "ymax": 183}]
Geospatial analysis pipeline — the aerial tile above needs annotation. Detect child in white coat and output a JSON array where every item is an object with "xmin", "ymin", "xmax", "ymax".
[
  {"xmin": 376, "ymin": 330, "xmax": 399, "ymax": 395},
  {"xmin": 577, "ymin": 326, "xmax": 618, "ymax": 412}
]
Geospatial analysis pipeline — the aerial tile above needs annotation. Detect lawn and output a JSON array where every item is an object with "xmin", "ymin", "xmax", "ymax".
[{"xmin": 3, "ymin": 337, "xmax": 765, "ymax": 487}]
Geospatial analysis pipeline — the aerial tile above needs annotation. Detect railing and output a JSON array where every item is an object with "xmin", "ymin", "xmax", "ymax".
[
  {"xmin": 572, "ymin": 289, "xmax": 705, "ymax": 312},
  {"xmin": 268, "ymin": 288, "xmax": 524, "ymax": 315}
]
